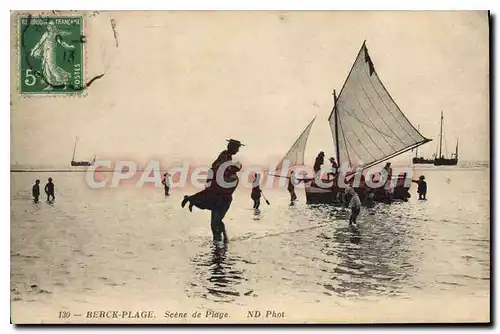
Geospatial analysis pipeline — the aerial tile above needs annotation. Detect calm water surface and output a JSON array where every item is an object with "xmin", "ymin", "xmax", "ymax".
[{"xmin": 10, "ymin": 165, "xmax": 490, "ymax": 322}]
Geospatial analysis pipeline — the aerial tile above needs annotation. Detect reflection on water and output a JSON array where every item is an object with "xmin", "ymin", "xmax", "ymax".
[
  {"xmin": 253, "ymin": 209, "xmax": 261, "ymax": 221},
  {"xmin": 10, "ymin": 168, "xmax": 490, "ymax": 314},
  {"xmin": 188, "ymin": 244, "xmax": 247, "ymax": 303},
  {"xmin": 309, "ymin": 204, "xmax": 415, "ymax": 298}
]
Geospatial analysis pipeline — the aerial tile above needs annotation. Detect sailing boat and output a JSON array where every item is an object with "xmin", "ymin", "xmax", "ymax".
[
  {"xmin": 433, "ymin": 111, "xmax": 458, "ymax": 166},
  {"xmin": 272, "ymin": 41, "xmax": 432, "ymax": 205},
  {"xmin": 70, "ymin": 136, "xmax": 95, "ymax": 167},
  {"xmin": 271, "ymin": 117, "xmax": 316, "ymax": 174},
  {"xmin": 412, "ymin": 125, "xmax": 434, "ymax": 164}
]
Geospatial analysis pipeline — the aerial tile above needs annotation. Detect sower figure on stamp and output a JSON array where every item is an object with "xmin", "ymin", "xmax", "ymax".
[
  {"xmin": 181, "ymin": 139, "xmax": 245, "ymax": 243},
  {"xmin": 30, "ymin": 21, "xmax": 75, "ymax": 90}
]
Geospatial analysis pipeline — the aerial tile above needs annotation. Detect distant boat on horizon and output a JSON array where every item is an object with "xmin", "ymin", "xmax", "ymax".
[
  {"xmin": 412, "ymin": 125, "xmax": 434, "ymax": 164},
  {"xmin": 433, "ymin": 111, "xmax": 458, "ymax": 166},
  {"xmin": 70, "ymin": 136, "xmax": 95, "ymax": 167}
]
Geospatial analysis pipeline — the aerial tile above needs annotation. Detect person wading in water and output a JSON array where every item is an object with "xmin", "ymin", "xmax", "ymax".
[
  {"xmin": 287, "ymin": 171, "xmax": 300, "ymax": 205},
  {"xmin": 251, "ymin": 173, "xmax": 262, "ymax": 210},
  {"xmin": 347, "ymin": 187, "xmax": 361, "ymax": 226},
  {"xmin": 181, "ymin": 139, "xmax": 244, "ymax": 243},
  {"xmin": 44, "ymin": 177, "xmax": 55, "ymax": 202},
  {"xmin": 162, "ymin": 172, "xmax": 170, "ymax": 196},
  {"xmin": 412, "ymin": 175, "xmax": 427, "ymax": 200},
  {"xmin": 286, "ymin": 170, "xmax": 309, "ymax": 205},
  {"xmin": 32, "ymin": 179, "xmax": 40, "ymax": 203}
]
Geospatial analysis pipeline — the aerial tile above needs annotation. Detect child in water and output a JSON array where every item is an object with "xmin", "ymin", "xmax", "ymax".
[
  {"xmin": 251, "ymin": 173, "xmax": 262, "ymax": 209},
  {"xmin": 347, "ymin": 187, "xmax": 361, "ymax": 226},
  {"xmin": 32, "ymin": 179, "xmax": 40, "ymax": 203},
  {"xmin": 412, "ymin": 175, "xmax": 427, "ymax": 200},
  {"xmin": 182, "ymin": 162, "xmax": 242, "ymax": 212},
  {"xmin": 162, "ymin": 172, "xmax": 170, "ymax": 196},
  {"xmin": 44, "ymin": 177, "xmax": 55, "ymax": 202}
]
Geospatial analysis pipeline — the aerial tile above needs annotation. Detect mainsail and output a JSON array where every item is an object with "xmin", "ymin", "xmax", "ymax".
[
  {"xmin": 273, "ymin": 116, "xmax": 316, "ymax": 173},
  {"xmin": 329, "ymin": 42, "xmax": 431, "ymax": 170}
]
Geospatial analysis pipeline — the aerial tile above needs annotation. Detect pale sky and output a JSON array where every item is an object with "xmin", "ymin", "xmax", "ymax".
[{"xmin": 11, "ymin": 11, "xmax": 489, "ymax": 168}]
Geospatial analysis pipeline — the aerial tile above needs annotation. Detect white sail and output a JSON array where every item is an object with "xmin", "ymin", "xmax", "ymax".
[
  {"xmin": 329, "ymin": 42, "xmax": 430, "ymax": 169},
  {"xmin": 273, "ymin": 116, "xmax": 316, "ymax": 173}
]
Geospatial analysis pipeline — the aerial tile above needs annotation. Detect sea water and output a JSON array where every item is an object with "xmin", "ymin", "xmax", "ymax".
[{"xmin": 10, "ymin": 164, "xmax": 490, "ymax": 323}]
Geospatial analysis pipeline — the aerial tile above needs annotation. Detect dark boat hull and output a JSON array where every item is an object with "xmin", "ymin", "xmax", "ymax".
[
  {"xmin": 304, "ymin": 178, "xmax": 411, "ymax": 206},
  {"xmin": 412, "ymin": 157, "xmax": 434, "ymax": 164},
  {"xmin": 305, "ymin": 184, "xmax": 343, "ymax": 205},
  {"xmin": 71, "ymin": 161, "xmax": 93, "ymax": 167},
  {"xmin": 433, "ymin": 158, "xmax": 458, "ymax": 166}
]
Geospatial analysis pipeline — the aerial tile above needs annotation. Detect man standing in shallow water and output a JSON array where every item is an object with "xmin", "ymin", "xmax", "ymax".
[
  {"xmin": 208, "ymin": 139, "xmax": 244, "ymax": 243},
  {"xmin": 182, "ymin": 139, "xmax": 245, "ymax": 243}
]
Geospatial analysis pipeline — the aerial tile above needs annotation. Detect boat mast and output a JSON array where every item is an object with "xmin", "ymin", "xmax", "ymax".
[
  {"xmin": 438, "ymin": 111, "xmax": 443, "ymax": 158},
  {"xmin": 455, "ymin": 138, "xmax": 459, "ymax": 160},
  {"xmin": 415, "ymin": 125, "xmax": 420, "ymax": 158},
  {"xmin": 333, "ymin": 89, "xmax": 340, "ymax": 166},
  {"xmin": 72, "ymin": 136, "xmax": 78, "ymax": 161}
]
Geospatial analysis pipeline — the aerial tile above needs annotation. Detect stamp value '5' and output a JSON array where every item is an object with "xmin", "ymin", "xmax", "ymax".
[{"xmin": 19, "ymin": 15, "xmax": 85, "ymax": 95}]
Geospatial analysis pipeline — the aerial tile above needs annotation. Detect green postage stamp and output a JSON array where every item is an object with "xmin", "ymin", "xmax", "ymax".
[{"xmin": 18, "ymin": 14, "xmax": 85, "ymax": 95}]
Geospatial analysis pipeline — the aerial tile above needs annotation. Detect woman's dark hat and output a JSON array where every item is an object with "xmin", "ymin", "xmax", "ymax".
[
  {"xmin": 226, "ymin": 139, "xmax": 245, "ymax": 146},
  {"xmin": 419, "ymin": 175, "xmax": 425, "ymax": 180}
]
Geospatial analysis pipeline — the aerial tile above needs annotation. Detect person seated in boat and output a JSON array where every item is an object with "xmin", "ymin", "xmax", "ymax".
[
  {"xmin": 346, "ymin": 187, "xmax": 361, "ymax": 226},
  {"xmin": 412, "ymin": 175, "xmax": 427, "ymax": 200},
  {"xmin": 313, "ymin": 151, "xmax": 325, "ymax": 176},
  {"xmin": 182, "ymin": 162, "xmax": 242, "ymax": 212},
  {"xmin": 327, "ymin": 157, "xmax": 338, "ymax": 180},
  {"xmin": 383, "ymin": 162, "xmax": 392, "ymax": 184},
  {"xmin": 251, "ymin": 173, "xmax": 262, "ymax": 209}
]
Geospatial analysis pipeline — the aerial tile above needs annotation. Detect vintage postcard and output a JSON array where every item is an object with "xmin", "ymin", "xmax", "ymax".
[{"xmin": 10, "ymin": 11, "xmax": 490, "ymax": 324}]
